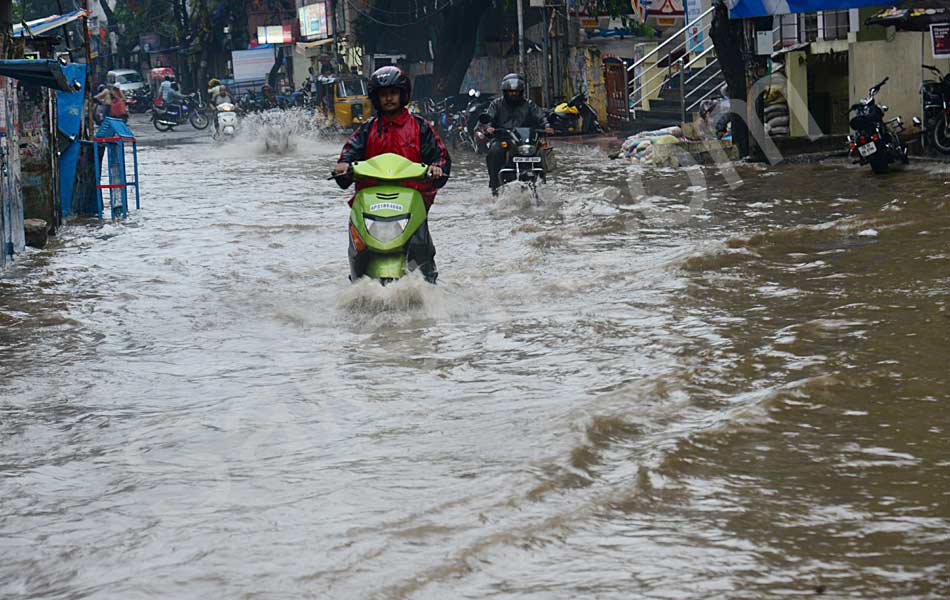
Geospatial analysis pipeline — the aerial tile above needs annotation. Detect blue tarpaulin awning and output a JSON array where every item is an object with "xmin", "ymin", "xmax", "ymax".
[
  {"xmin": 13, "ymin": 10, "xmax": 90, "ymax": 37},
  {"xmin": 0, "ymin": 59, "xmax": 80, "ymax": 92},
  {"xmin": 728, "ymin": 0, "xmax": 887, "ymax": 18}
]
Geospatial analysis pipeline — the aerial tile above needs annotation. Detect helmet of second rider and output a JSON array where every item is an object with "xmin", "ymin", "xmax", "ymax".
[
  {"xmin": 501, "ymin": 73, "xmax": 526, "ymax": 106},
  {"xmin": 368, "ymin": 66, "xmax": 411, "ymax": 112},
  {"xmin": 208, "ymin": 78, "xmax": 220, "ymax": 89}
]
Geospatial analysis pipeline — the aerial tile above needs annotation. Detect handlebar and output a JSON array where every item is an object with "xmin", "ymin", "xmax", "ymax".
[
  {"xmin": 491, "ymin": 127, "xmax": 550, "ymax": 136},
  {"xmin": 329, "ymin": 163, "xmax": 436, "ymax": 182},
  {"xmin": 869, "ymin": 77, "xmax": 889, "ymax": 95}
]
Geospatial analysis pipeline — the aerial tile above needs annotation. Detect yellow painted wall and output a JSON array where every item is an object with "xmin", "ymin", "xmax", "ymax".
[
  {"xmin": 849, "ymin": 31, "xmax": 950, "ymax": 128},
  {"xmin": 786, "ymin": 50, "xmax": 808, "ymax": 137}
]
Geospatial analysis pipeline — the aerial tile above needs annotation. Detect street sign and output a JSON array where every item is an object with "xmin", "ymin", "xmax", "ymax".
[{"xmin": 932, "ymin": 23, "xmax": 950, "ymax": 59}]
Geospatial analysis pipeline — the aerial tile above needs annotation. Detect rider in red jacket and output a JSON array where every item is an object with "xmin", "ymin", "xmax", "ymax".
[{"xmin": 334, "ymin": 66, "xmax": 452, "ymax": 282}]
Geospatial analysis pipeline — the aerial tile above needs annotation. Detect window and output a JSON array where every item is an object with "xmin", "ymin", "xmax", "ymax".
[
  {"xmin": 116, "ymin": 72, "xmax": 144, "ymax": 84},
  {"xmin": 819, "ymin": 10, "xmax": 850, "ymax": 41},
  {"xmin": 798, "ymin": 10, "xmax": 849, "ymax": 42},
  {"xmin": 337, "ymin": 79, "xmax": 366, "ymax": 97}
]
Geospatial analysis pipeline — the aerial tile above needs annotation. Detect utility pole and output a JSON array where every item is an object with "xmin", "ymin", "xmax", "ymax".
[
  {"xmin": 541, "ymin": 6, "xmax": 550, "ymax": 106},
  {"xmin": 517, "ymin": 0, "xmax": 526, "ymax": 76},
  {"xmin": 0, "ymin": 0, "xmax": 11, "ymax": 59}
]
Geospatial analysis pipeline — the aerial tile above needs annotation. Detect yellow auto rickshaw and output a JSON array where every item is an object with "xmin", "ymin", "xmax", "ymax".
[{"xmin": 316, "ymin": 75, "xmax": 373, "ymax": 128}]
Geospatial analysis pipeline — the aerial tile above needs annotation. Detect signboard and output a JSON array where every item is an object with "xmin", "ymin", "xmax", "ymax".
[
  {"xmin": 257, "ymin": 24, "xmax": 293, "ymax": 45},
  {"xmin": 232, "ymin": 47, "xmax": 276, "ymax": 83},
  {"xmin": 685, "ymin": 0, "xmax": 704, "ymax": 52},
  {"xmin": 140, "ymin": 32, "xmax": 160, "ymax": 52},
  {"xmin": 728, "ymin": 0, "xmax": 887, "ymax": 19},
  {"xmin": 932, "ymin": 23, "xmax": 950, "ymax": 59},
  {"xmin": 631, "ymin": 0, "xmax": 650, "ymax": 22},
  {"xmin": 299, "ymin": 2, "xmax": 332, "ymax": 41},
  {"xmin": 648, "ymin": 0, "xmax": 684, "ymax": 27}
]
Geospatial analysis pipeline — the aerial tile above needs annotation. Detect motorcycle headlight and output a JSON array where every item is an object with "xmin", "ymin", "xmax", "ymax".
[
  {"xmin": 517, "ymin": 144, "xmax": 534, "ymax": 156},
  {"xmin": 366, "ymin": 216, "xmax": 409, "ymax": 243}
]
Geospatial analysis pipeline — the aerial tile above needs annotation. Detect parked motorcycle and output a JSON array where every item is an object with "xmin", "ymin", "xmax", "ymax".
[
  {"xmin": 473, "ymin": 121, "xmax": 491, "ymax": 154},
  {"xmin": 546, "ymin": 92, "xmax": 603, "ymax": 135},
  {"xmin": 847, "ymin": 77, "xmax": 908, "ymax": 174},
  {"xmin": 151, "ymin": 93, "xmax": 210, "ymax": 132},
  {"xmin": 920, "ymin": 64, "xmax": 950, "ymax": 154},
  {"xmin": 213, "ymin": 102, "xmax": 239, "ymax": 140},
  {"xmin": 126, "ymin": 88, "xmax": 152, "ymax": 114},
  {"xmin": 334, "ymin": 153, "xmax": 439, "ymax": 284}
]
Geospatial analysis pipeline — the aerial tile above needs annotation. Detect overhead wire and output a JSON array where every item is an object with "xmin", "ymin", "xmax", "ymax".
[{"xmin": 344, "ymin": 0, "xmax": 465, "ymax": 28}]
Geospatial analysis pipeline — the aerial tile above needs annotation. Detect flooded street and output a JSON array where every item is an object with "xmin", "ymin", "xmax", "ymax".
[{"xmin": 1, "ymin": 120, "xmax": 949, "ymax": 599}]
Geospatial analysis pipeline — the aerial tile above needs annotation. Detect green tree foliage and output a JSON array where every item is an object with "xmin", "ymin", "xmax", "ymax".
[{"xmin": 13, "ymin": 0, "xmax": 65, "ymax": 22}]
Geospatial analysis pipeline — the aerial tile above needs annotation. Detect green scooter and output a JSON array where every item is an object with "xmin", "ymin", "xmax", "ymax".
[{"xmin": 335, "ymin": 153, "xmax": 439, "ymax": 284}]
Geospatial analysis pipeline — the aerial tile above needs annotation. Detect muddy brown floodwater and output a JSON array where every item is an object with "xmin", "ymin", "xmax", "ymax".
[{"xmin": 1, "ymin": 119, "xmax": 949, "ymax": 599}]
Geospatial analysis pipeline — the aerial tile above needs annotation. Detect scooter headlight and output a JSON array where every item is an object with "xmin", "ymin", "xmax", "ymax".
[
  {"xmin": 517, "ymin": 144, "xmax": 534, "ymax": 156},
  {"xmin": 365, "ymin": 216, "xmax": 409, "ymax": 243}
]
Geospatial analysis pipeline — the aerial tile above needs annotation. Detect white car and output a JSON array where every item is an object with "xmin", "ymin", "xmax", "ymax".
[{"xmin": 106, "ymin": 69, "xmax": 146, "ymax": 94}]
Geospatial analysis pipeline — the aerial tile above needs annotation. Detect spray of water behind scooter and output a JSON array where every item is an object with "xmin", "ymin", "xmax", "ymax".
[
  {"xmin": 213, "ymin": 108, "xmax": 339, "ymax": 157},
  {"xmin": 235, "ymin": 108, "xmax": 326, "ymax": 155}
]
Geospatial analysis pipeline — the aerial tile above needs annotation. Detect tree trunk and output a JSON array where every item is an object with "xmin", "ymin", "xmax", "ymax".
[
  {"xmin": 432, "ymin": 0, "xmax": 491, "ymax": 98},
  {"xmin": 0, "ymin": 0, "xmax": 11, "ymax": 32},
  {"xmin": 710, "ymin": 0, "xmax": 749, "ymax": 157}
]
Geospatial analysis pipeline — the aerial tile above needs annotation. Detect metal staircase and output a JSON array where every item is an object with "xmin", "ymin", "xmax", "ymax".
[{"xmin": 623, "ymin": 7, "xmax": 725, "ymax": 133}]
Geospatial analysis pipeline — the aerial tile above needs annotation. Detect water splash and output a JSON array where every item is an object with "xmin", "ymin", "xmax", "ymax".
[{"xmin": 335, "ymin": 273, "xmax": 463, "ymax": 328}]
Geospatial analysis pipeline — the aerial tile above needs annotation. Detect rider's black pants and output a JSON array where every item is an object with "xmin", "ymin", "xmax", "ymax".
[{"xmin": 486, "ymin": 141, "xmax": 508, "ymax": 190}]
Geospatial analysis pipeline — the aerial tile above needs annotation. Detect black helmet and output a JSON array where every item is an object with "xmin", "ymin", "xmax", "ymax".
[
  {"xmin": 501, "ymin": 73, "xmax": 526, "ymax": 106},
  {"xmin": 368, "ymin": 66, "xmax": 411, "ymax": 111},
  {"xmin": 501, "ymin": 73, "xmax": 526, "ymax": 93}
]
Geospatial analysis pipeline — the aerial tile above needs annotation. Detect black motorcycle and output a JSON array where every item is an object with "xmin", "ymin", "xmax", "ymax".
[
  {"xmin": 480, "ymin": 114, "xmax": 552, "ymax": 202},
  {"xmin": 847, "ymin": 77, "xmax": 908, "ymax": 174},
  {"xmin": 546, "ymin": 92, "xmax": 603, "ymax": 135},
  {"xmin": 920, "ymin": 64, "xmax": 950, "ymax": 154},
  {"xmin": 126, "ymin": 88, "xmax": 152, "ymax": 114},
  {"xmin": 151, "ymin": 93, "xmax": 210, "ymax": 132}
]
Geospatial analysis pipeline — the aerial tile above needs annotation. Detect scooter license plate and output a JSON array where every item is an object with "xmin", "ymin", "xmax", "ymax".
[
  {"xmin": 513, "ymin": 156, "xmax": 542, "ymax": 163},
  {"xmin": 858, "ymin": 141, "xmax": 877, "ymax": 157}
]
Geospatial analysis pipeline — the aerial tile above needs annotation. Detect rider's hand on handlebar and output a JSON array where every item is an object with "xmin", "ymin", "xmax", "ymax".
[
  {"xmin": 334, "ymin": 162, "xmax": 350, "ymax": 176},
  {"xmin": 486, "ymin": 126, "xmax": 495, "ymax": 136},
  {"xmin": 427, "ymin": 165, "xmax": 444, "ymax": 180},
  {"xmin": 544, "ymin": 127, "xmax": 555, "ymax": 135}
]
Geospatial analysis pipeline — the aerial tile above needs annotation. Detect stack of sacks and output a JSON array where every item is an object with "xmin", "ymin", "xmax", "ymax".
[
  {"xmin": 620, "ymin": 126, "xmax": 684, "ymax": 161},
  {"xmin": 762, "ymin": 85, "xmax": 789, "ymax": 137}
]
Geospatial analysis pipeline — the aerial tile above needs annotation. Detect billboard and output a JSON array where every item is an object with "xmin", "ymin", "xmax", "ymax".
[
  {"xmin": 233, "ymin": 47, "xmax": 276, "ymax": 83},
  {"xmin": 257, "ymin": 24, "xmax": 293, "ymax": 44},
  {"xmin": 299, "ymin": 2, "xmax": 332, "ymax": 41}
]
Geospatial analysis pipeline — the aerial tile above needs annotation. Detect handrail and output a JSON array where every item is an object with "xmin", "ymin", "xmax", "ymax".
[
  {"xmin": 684, "ymin": 68, "xmax": 723, "ymax": 100},
  {"xmin": 684, "ymin": 56, "xmax": 719, "ymax": 87},
  {"xmin": 686, "ymin": 83, "xmax": 723, "ymax": 113},
  {"xmin": 628, "ymin": 47, "xmax": 686, "ymax": 100},
  {"xmin": 628, "ymin": 19, "xmax": 713, "ymax": 101},
  {"xmin": 683, "ymin": 45, "xmax": 715, "ymax": 72},
  {"xmin": 626, "ymin": 5, "xmax": 715, "ymax": 74}
]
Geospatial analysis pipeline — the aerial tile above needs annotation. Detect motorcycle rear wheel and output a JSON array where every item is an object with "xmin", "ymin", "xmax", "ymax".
[
  {"xmin": 153, "ymin": 118, "xmax": 172, "ymax": 132},
  {"xmin": 933, "ymin": 118, "xmax": 950, "ymax": 154},
  {"xmin": 190, "ymin": 110, "xmax": 211, "ymax": 130}
]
